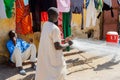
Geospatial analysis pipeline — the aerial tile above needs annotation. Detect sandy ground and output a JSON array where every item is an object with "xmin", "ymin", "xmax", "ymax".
[
  {"xmin": 0, "ymin": 53, "xmax": 120, "ymax": 80},
  {"xmin": 1, "ymin": 39, "xmax": 120, "ymax": 80}
]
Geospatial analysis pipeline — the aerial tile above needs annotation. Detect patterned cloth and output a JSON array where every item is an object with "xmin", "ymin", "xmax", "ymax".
[{"xmin": 16, "ymin": 0, "xmax": 33, "ymax": 34}]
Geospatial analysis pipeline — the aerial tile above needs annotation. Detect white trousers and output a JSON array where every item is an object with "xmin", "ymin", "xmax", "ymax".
[
  {"xmin": 86, "ymin": 0, "xmax": 97, "ymax": 27},
  {"xmin": 11, "ymin": 44, "xmax": 36, "ymax": 67}
]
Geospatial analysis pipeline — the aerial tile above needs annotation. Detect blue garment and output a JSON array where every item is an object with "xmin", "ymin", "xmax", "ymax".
[
  {"xmin": 6, "ymin": 38, "xmax": 30, "ymax": 60},
  {"xmin": 86, "ymin": 0, "xmax": 99, "ymax": 9},
  {"xmin": 70, "ymin": 0, "xmax": 84, "ymax": 13}
]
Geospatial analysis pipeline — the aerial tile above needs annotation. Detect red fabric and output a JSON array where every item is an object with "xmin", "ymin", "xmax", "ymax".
[
  {"xmin": 16, "ymin": 0, "xmax": 33, "ymax": 34},
  {"xmin": 41, "ymin": 12, "xmax": 48, "ymax": 21},
  {"xmin": 58, "ymin": 12, "xmax": 64, "ymax": 39}
]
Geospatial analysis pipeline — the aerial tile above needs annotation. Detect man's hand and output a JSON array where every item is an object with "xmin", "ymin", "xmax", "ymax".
[{"xmin": 12, "ymin": 37, "xmax": 16, "ymax": 46}]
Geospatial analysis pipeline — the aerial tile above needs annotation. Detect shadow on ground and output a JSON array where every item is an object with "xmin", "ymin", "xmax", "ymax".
[
  {"xmin": 94, "ymin": 61, "xmax": 119, "ymax": 71},
  {"xmin": 0, "ymin": 63, "xmax": 35, "ymax": 80},
  {"xmin": 0, "ymin": 64, "xmax": 18, "ymax": 80}
]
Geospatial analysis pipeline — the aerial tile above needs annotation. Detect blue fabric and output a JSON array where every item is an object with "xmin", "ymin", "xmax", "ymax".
[
  {"xmin": 6, "ymin": 38, "xmax": 30, "ymax": 60},
  {"xmin": 70, "ymin": 0, "xmax": 84, "ymax": 13},
  {"xmin": 23, "ymin": 0, "xmax": 29, "ymax": 6},
  {"xmin": 86, "ymin": 0, "xmax": 99, "ymax": 9}
]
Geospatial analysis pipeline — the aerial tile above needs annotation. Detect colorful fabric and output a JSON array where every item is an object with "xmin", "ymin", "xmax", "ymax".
[
  {"xmin": 6, "ymin": 38, "xmax": 30, "ymax": 60},
  {"xmin": 41, "ymin": 12, "xmax": 48, "ymax": 21},
  {"xmin": 97, "ymin": 2, "xmax": 114, "ymax": 19},
  {"xmin": 0, "ymin": 0, "xmax": 7, "ymax": 19},
  {"xmin": 86, "ymin": 0, "xmax": 103, "ymax": 11},
  {"xmin": 4, "ymin": 0, "xmax": 15, "ymax": 18},
  {"xmin": 63, "ymin": 12, "xmax": 71, "ymax": 51},
  {"xmin": 58, "ymin": 12, "xmax": 64, "ymax": 39},
  {"xmin": 95, "ymin": 0, "xmax": 103, "ymax": 12},
  {"xmin": 57, "ymin": 0, "xmax": 70, "ymax": 12},
  {"xmin": 70, "ymin": 0, "xmax": 84, "ymax": 13},
  {"xmin": 16, "ymin": 0, "xmax": 33, "ymax": 34}
]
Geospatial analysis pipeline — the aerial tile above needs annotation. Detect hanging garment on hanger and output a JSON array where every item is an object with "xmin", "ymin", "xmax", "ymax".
[
  {"xmin": 104, "ymin": 0, "xmax": 112, "ymax": 7},
  {"xmin": 29, "ymin": 0, "xmax": 41, "ymax": 32},
  {"xmin": 63, "ymin": 12, "xmax": 71, "ymax": 51},
  {"xmin": 0, "ymin": 0, "xmax": 7, "ymax": 19},
  {"xmin": 57, "ymin": 0, "xmax": 70, "ymax": 12},
  {"xmin": 40, "ymin": 0, "xmax": 57, "ymax": 11},
  {"xmin": 70, "ymin": 0, "xmax": 84, "ymax": 13},
  {"xmin": 16, "ymin": 0, "xmax": 33, "ymax": 34},
  {"xmin": 97, "ymin": 2, "xmax": 114, "ymax": 19},
  {"xmin": 4, "ymin": 0, "xmax": 15, "ymax": 18},
  {"xmin": 70, "ymin": 0, "xmax": 84, "ymax": 29},
  {"xmin": 86, "ymin": 0, "xmax": 97, "ymax": 27},
  {"xmin": 95, "ymin": 0, "xmax": 103, "ymax": 12}
]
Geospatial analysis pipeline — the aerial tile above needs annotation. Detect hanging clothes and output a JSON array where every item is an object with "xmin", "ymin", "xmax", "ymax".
[
  {"xmin": 29, "ymin": 0, "xmax": 41, "ymax": 32},
  {"xmin": 86, "ymin": 0, "xmax": 97, "ymax": 27},
  {"xmin": 16, "ymin": 0, "xmax": 33, "ymax": 34},
  {"xmin": 58, "ymin": 12, "xmax": 64, "ymax": 39},
  {"xmin": 70, "ymin": 0, "xmax": 84, "ymax": 13},
  {"xmin": 57, "ymin": 0, "xmax": 70, "ymax": 12},
  {"xmin": 70, "ymin": 0, "xmax": 84, "ymax": 29},
  {"xmin": 4, "ymin": 0, "xmax": 15, "ymax": 18},
  {"xmin": 40, "ymin": 0, "xmax": 57, "ymax": 11},
  {"xmin": 118, "ymin": 0, "xmax": 120, "ymax": 4},
  {"xmin": 63, "ymin": 12, "xmax": 71, "ymax": 51},
  {"xmin": 41, "ymin": 12, "xmax": 48, "ymax": 22},
  {"xmin": 104, "ymin": 0, "xmax": 112, "ymax": 7},
  {"xmin": 97, "ymin": 0, "xmax": 114, "ymax": 19},
  {"xmin": 95, "ymin": 0, "xmax": 103, "ymax": 12},
  {"xmin": 0, "ymin": 0, "xmax": 7, "ymax": 19},
  {"xmin": 86, "ymin": 0, "xmax": 103, "ymax": 11},
  {"xmin": 29, "ymin": 0, "xmax": 57, "ymax": 32}
]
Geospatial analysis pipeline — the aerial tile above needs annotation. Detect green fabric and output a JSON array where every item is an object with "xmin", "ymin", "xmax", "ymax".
[
  {"xmin": 4, "ymin": 0, "xmax": 15, "ymax": 18},
  {"xmin": 62, "ymin": 12, "xmax": 71, "ymax": 51},
  {"xmin": 96, "ymin": 0, "xmax": 103, "ymax": 12}
]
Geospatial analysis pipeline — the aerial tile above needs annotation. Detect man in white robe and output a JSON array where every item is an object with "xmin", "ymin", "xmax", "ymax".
[{"xmin": 35, "ymin": 7, "xmax": 73, "ymax": 80}]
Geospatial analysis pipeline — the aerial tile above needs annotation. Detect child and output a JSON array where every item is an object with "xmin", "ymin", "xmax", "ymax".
[{"xmin": 35, "ymin": 7, "xmax": 73, "ymax": 80}]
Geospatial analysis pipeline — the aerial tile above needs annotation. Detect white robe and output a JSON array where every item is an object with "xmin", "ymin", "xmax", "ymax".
[
  {"xmin": 35, "ymin": 21, "xmax": 66, "ymax": 80},
  {"xmin": 86, "ymin": 0, "xmax": 97, "ymax": 27}
]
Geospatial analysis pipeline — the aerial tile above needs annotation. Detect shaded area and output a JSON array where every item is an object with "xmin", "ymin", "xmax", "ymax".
[
  {"xmin": 0, "ymin": 64, "xmax": 18, "ymax": 80},
  {"xmin": 94, "ymin": 61, "xmax": 119, "ymax": 71}
]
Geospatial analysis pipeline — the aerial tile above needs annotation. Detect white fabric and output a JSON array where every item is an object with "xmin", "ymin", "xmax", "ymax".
[
  {"xmin": 35, "ymin": 21, "xmax": 66, "ymax": 80},
  {"xmin": 86, "ymin": 0, "xmax": 97, "ymax": 27},
  {"xmin": 11, "ymin": 44, "xmax": 36, "ymax": 67},
  {"xmin": 104, "ymin": 0, "xmax": 112, "ymax": 7},
  {"xmin": 0, "ymin": 0, "xmax": 7, "ymax": 19},
  {"xmin": 57, "ymin": 0, "xmax": 70, "ymax": 12}
]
